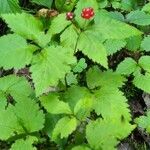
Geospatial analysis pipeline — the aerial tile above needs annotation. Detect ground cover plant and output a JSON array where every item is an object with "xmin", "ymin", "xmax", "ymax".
[{"xmin": 0, "ymin": 0, "xmax": 150, "ymax": 149}]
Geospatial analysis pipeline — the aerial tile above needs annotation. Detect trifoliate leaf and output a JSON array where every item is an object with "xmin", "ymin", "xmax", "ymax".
[
  {"xmin": 141, "ymin": 36, "xmax": 150, "ymax": 51},
  {"xmin": 86, "ymin": 66, "xmax": 126, "ymax": 89},
  {"xmin": 72, "ymin": 145, "xmax": 91, "ymax": 150},
  {"xmin": 2, "ymin": 13, "xmax": 50, "ymax": 47},
  {"xmin": 138, "ymin": 56, "xmax": 150, "ymax": 73},
  {"xmin": 52, "ymin": 116, "xmax": 77, "ymax": 141},
  {"xmin": 116, "ymin": 58, "xmax": 137, "ymax": 75},
  {"xmin": 30, "ymin": 46, "xmax": 76, "ymax": 96},
  {"xmin": 94, "ymin": 87, "xmax": 131, "ymax": 121},
  {"xmin": 40, "ymin": 93, "xmax": 72, "ymax": 114},
  {"xmin": 0, "ymin": 34, "xmax": 36, "ymax": 69},
  {"xmin": 61, "ymin": 24, "xmax": 78, "ymax": 49},
  {"xmin": 126, "ymin": 10, "xmax": 150, "ymax": 26},
  {"xmin": 0, "ymin": 97, "xmax": 45, "ymax": 140},
  {"xmin": 135, "ymin": 111, "xmax": 150, "ymax": 133},
  {"xmin": 73, "ymin": 58, "xmax": 87, "ymax": 73},
  {"xmin": 126, "ymin": 35, "xmax": 142, "ymax": 51},
  {"xmin": 86, "ymin": 118, "xmax": 135, "ymax": 150},
  {"xmin": 31, "ymin": 0, "xmax": 53, "ymax": 8},
  {"xmin": 94, "ymin": 12, "xmax": 142, "ymax": 39},
  {"xmin": 66, "ymin": 72, "xmax": 78, "ymax": 85},
  {"xmin": 0, "ymin": 0, "xmax": 21, "ymax": 14},
  {"xmin": 0, "ymin": 75, "xmax": 33, "ymax": 102},
  {"xmin": 104, "ymin": 39, "xmax": 126, "ymax": 55},
  {"xmin": 48, "ymin": 13, "xmax": 71, "ymax": 36},
  {"xmin": 77, "ymin": 29, "xmax": 108, "ymax": 68},
  {"xmin": 11, "ymin": 136, "xmax": 38, "ymax": 150},
  {"xmin": 133, "ymin": 73, "xmax": 150, "ymax": 94}
]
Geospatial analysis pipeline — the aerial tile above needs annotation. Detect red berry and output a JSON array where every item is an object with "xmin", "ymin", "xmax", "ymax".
[
  {"xmin": 66, "ymin": 12, "xmax": 74, "ymax": 20},
  {"xmin": 81, "ymin": 7, "xmax": 95, "ymax": 20}
]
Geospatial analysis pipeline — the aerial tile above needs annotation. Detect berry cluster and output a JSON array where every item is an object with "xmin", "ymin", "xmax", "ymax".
[
  {"xmin": 81, "ymin": 7, "xmax": 94, "ymax": 19},
  {"xmin": 66, "ymin": 12, "xmax": 74, "ymax": 20}
]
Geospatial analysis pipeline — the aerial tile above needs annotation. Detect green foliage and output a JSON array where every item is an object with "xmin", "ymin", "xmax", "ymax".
[
  {"xmin": 0, "ymin": 0, "xmax": 21, "ymax": 14},
  {"xmin": 0, "ymin": 0, "xmax": 150, "ymax": 149}
]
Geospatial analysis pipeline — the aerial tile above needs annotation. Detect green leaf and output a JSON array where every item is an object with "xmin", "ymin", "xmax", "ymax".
[
  {"xmin": 77, "ymin": 29, "xmax": 108, "ymax": 68},
  {"xmin": 94, "ymin": 88, "xmax": 131, "ymax": 121},
  {"xmin": 11, "ymin": 136, "xmax": 38, "ymax": 150},
  {"xmin": 63, "ymin": 86, "xmax": 92, "ymax": 111},
  {"xmin": 141, "ymin": 36, "xmax": 150, "ymax": 51},
  {"xmin": 138, "ymin": 56, "xmax": 150, "ymax": 73},
  {"xmin": 0, "ymin": 0, "xmax": 21, "ymax": 14},
  {"xmin": 30, "ymin": 46, "xmax": 76, "ymax": 96},
  {"xmin": 52, "ymin": 116, "xmax": 77, "ymax": 141},
  {"xmin": 116, "ymin": 58, "xmax": 137, "ymax": 75},
  {"xmin": 66, "ymin": 72, "xmax": 78, "ymax": 85},
  {"xmin": 31, "ymin": 0, "xmax": 53, "ymax": 8},
  {"xmin": 142, "ymin": 3, "xmax": 150, "ymax": 13},
  {"xmin": 133, "ymin": 73, "xmax": 150, "ymax": 93},
  {"xmin": 135, "ymin": 111, "xmax": 150, "ymax": 133},
  {"xmin": 40, "ymin": 93, "xmax": 72, "ymax": 114},
  {"xmin": 86, "ymin": 66, "xmax": 126, "ymax": 89},
  {"xmin": 109, "ymin": 11, "xmax": 124, "ymax": 22},
  {"xmin": 0, "ymin": 97, "xmax": 45, "ymax": 140},
  {"xmin": 126, "ymin": 35, "xmax": 142, "ymax": 51},
  {"xmin": 72, "ymin": 145, "xmax": 91, "ymax": 150},
  {"xmin": 94, "ymin": 12, "xmax": 142, "ymax": 39},
  {"xmin": 75, "ymin": 0, "xmax": 98, "ymax": 27},
  {"xmin": 0, "ymin": 75, "xmax": 33, "ymax": 102},
  {"xmin": 48, "ymin": 13, "xmax": 71, "ymax": 36},
  {"xmin": 104, "ymin": 39, "xmax": 126, "ymax": 55},
  {"xmin": 2, "ymin": 13, "xmax": 50, "ymax": 47},
  {"xmin": 0, "ymin": 34, "xmax": 36, "ymax": 69},
  {"xmin": 60, "ymin": 24, "xmax": 78, "ymax": 49},
  {"xmin": 73, "ymin": 58, "xmax": 87, "ymax": 73},
  {"xmin": 74, "ymin": 96, "xmax": 93, "ymax": 120},
  {"xmin": 86, "ymin": 118, "xmax": 135, "ymax": 150},
  {"xmin": 126, "ymin": 10, "xmax": 150, "ymax": 26}
]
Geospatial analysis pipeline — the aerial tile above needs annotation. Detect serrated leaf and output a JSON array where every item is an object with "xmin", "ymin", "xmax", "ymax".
[
  {"xmin": 135, "ymin": 111, "xmax": 150, "ymax": 133},
  {"xmin": 133, "ymin": 73, "xmax": 150, "ymax": 93},
  {"xmin": 86, "ymin": 66, "xmax": 126, "ymax": 89},
  {"xmin": 2, "ymin": 13, "xmax": 50, "ymax": 47},
  {"xmin": 11, "ymin": 136, "xmax": 38, "ymax": 150},
  {"xmin": 30, "ymin": 46, "xmax": 76, "ymax": 96},
  {"xmin": 31, "ymin": 0, "xmax": 53, "ymax": 8},
  {"xmin": 0, "ymin": 97, "xmax": 44, "ymax": 140},
  {"xmin": 63, "ymin": 86, "xmax": 92, "ymax": 111},
  {"xmin": 94, "ymin": 12, "xmax": 142, "ymax": 39},
  {"xmin": 0, "ymin": 34, "xmax": 36, "ymax": 69},
  {"xmin": 138, "ymin": 56, "xmax": 150, "ymax": 73},
  {"xmin": 40, "ymin": 93, "xmax": 72, "ymax": 114},
  {"xmin": 52, "ymin": 116, "xmax": 77, "ymax": 141},
  {"xmin": 141, "ymin": 36, "xmax": 150, "ymax": 51},
  {"xmin": 104, "ymin": 39, "xmax": 126, "ymax": 55},
  {"xmin": 94, "ymin": 88, "xmax": 131, "ymax": 121},
  {"xmin": 60, "ymin": 24, "xmax": 78, "ymax": 49},
  {"xmin": 0, "ymin": 75, "xmax": 33, "ymax": 102},
  {"xmin": 126, "ymin": 35, "xmax": 142, "ymax": 51},
  {"xmin": 77, "ymin": 29, "xmax": 108, "ymax": 68},
  {"xmin": 86, "ymin": 118, "xmax": 135, "ymax": 150},
  {"xmin": 0, "ymin": 0, "xmax": 21, "ymax": 14},
  {"xmin": 116, "ymin": 58, "xmax": 137, "ymax": 75},
  {"xmin": 126, "ymin": 10, "xmax": 150, "ymax": 26},
  {"xmin": 74, "ymin": 96, "xmax": 93, "ymax": 120},
  {"xmin": 48, "ymin": 13, "xmax": 71, "ymax": 36}
]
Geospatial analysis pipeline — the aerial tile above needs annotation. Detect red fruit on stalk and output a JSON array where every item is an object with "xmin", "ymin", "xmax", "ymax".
[
  {"xmin": 66, "ymin": 12, "xmax": 74, "ymax": 20},
  {"xmin": 81, "ymin": 7, "xmax": 95, "ymax": 19}
]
